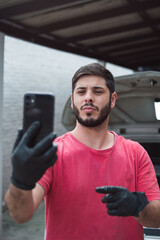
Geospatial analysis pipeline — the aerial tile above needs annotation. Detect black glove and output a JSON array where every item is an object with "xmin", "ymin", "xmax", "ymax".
[
  {"xmin": 95, "ymin": 186, "xmax": 149, "ymax": 217},
  {"xmin": 11, "ymin": 121, "xmax": 57, "ymax": 190}
]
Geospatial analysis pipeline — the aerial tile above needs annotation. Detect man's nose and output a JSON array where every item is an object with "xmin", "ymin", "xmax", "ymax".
[{"xmin": 85, "ymin": 91, "xmax": 94, "ymax": 102}]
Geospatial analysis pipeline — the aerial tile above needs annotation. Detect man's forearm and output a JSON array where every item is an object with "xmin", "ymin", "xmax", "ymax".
[
  {"xmin": 136, "ymin": 200, "xmax": 160, "ymax": 228},
  {"xmin": 4, "ymin": 183, "xmax": 35, "ymax": 223}
]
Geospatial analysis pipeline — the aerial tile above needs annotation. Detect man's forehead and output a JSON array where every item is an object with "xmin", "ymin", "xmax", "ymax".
[{"xmin": 75, "ymin": 75, "xmax": 106, "ymax": 88}]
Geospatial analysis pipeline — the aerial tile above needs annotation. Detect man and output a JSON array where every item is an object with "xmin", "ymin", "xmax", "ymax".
[{"xmin": 4, "ymin": 63, "xmax": 160, "ymax": 240}]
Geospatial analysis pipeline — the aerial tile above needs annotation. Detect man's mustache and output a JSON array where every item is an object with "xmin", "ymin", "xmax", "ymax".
[{"xmin": 80, "ymin": 103, "xmax": 99, "ymax": 111}]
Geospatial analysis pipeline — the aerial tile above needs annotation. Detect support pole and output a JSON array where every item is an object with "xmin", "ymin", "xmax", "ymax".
[{"xmin": 0, "ymin": 32, "xmax": 4, "ymax": 238}]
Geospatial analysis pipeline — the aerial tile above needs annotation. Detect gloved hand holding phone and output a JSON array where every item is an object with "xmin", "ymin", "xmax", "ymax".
[{"xmin": 11, "ymin": 121, "xmax": 57, "ymax": 190}]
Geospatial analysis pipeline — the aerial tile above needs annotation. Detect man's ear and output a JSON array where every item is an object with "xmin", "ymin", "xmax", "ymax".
[
  {"xmin": 111, "ymin": 91, "xmax": 117, "ymax": 109},
  {"xmin": 71, "ymin": 94, "xmax": 73, "ymax": 109}
]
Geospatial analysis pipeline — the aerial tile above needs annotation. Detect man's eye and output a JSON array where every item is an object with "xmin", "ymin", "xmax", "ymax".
[
  {"xmin": 77, "ymin": 91, "xmax": 85, "ymax": 94},
  {"xmin": 95, "ymin": 91, "xmax": 103, "ymax": 94}
]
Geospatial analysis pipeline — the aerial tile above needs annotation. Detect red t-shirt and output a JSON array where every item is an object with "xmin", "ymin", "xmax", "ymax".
[{"xmin": 38, "ymin": 132, "xmax": 160, "ymax": 240}]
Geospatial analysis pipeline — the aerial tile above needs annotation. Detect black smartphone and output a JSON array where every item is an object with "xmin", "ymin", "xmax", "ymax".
[{"xmin": 23, "ymin": 93, "xmax": 55, "ymax": 144}]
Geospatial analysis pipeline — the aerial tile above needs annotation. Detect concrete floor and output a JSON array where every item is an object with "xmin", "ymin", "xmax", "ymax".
[{"xmin": 2, "ymin": 201, "xmax": 45, "ymax": 240}]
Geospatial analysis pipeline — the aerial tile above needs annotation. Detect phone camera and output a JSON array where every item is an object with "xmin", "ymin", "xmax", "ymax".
[{"xmin": 25, "ymin": 94, "xmax": 36, "ymax": 108}]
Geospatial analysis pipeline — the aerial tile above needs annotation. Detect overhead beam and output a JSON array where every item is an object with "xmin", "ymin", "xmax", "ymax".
[
  {"xmin": 101, "ymin": 51, "xmax": 160, "ymax": 70},
  {"xmin": 115, "ymin": 52, "xmax": 160, "ymax": 69},
  {"xmin": 67, "ymin": 18, "xmax": 160, "ymax": 42},
  {"xmin": 0, "ymin": 0, "xmax": 92, "ymax": 19},
  {"xmin": 0, "ymin": 21, "xmax": 106, "ymax": 61},
  {"xmin": 104, "ymin": 39, "xmax": 160, "ymax": 55},
  {"xmin": 126, "ymin": 53, "xmax": 160, "ymax": 64},
  {"xmin": 111, "ymin": 46, "xmax": 160, "ymax": 60},
  {"xmin": 34, "ymin": 0, "xmax": 160, "ymax": 33},
  {"xmin": 88, "ymin": 32, "xmax": 158, "ymax": 49},
  {"xmin": 0, "ymin": 20, "xmax": 133, "ymax": 69},
  {"xmin": 126, "ymin": 0, "xmax": 160, "ymax": 35}
]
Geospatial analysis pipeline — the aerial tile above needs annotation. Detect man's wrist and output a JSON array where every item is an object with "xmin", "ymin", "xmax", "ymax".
[
  {"xmin": 132, "ymin": 192, "xmax": 149, "ymax": 217},
  {"xmin": 11, "ymin": 173, "xmax": 35, "ymax": 190}
]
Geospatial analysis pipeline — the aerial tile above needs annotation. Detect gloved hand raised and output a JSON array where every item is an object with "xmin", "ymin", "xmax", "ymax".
[
  {"xmin": 95, "ymin": 186, "xmax": 149, "ymax": 217},
  {"xmin": 11, "ymin": 121, "xmax": 57, "ymax": 190}
]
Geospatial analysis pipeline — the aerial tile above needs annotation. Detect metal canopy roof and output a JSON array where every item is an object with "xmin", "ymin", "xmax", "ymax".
[{"xmin": 0, "ymin": 0, "xmax": 160, "ymax": 71}]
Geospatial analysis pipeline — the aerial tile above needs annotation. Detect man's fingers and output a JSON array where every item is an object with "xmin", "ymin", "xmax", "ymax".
[
  {"xmin": 101, "ymin": 194, "xmax": 110, "ymax": 203},
  {"xmin": 33, "ymin": 132, "xmax": 57, "ymax": 155},
  {"xmin": 107, "ymin": 209, "xmax": 119, "ymax": 216},
  {"xmin": 95, "ymin": 186, "xmax": 126, "ymax": 194},
  {"xmin": 95, "ymin": 186, "xmax": 119, "ymax": 194},
  {"xmin": 107, "ymin": 207, "xmax": 126, "ymax": 216},
  {"xmin": 34, "ymin": 145, "xmax": 57, "ymax": 165},
  {"xmin": 12, "ymin": 129, "xmax": 23, "ymax": 151},
  {"xmin": 22, "ymin": 121, "xmax": 41, "ymax": 145},
  {"xmin": 107, "ymin": 201, "xmax": 121, "ymax": 210}
]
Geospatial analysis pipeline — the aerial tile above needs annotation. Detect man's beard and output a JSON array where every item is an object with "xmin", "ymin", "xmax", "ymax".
[{"xmin": 72, "ymin": 99, "xmax": 111, "ymax": 128}]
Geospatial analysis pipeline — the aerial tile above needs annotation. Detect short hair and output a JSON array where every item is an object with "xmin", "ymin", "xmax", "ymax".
[{"xmin": 72, "ymin": 63, "xmax": 115, "ymax": 93}]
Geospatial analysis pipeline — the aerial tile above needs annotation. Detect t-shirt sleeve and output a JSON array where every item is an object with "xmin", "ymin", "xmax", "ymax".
[
  {"xmin": 136, "ymin": 144, "xmax": 160, "ymax": 201},
  {"xmin": 38, "ymin": 166, "xmax": 53, "ymax": 195}
]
